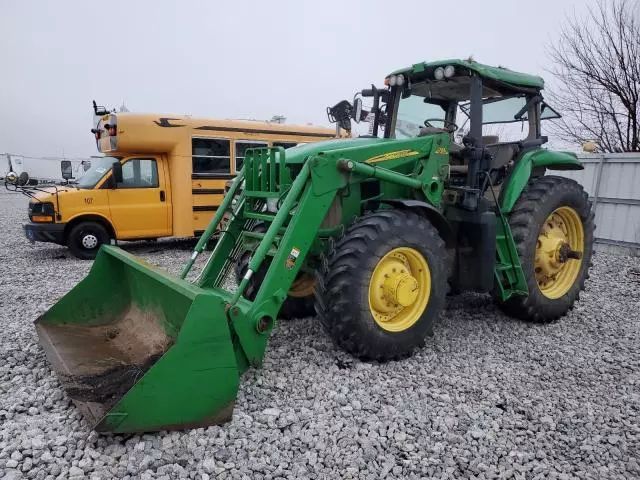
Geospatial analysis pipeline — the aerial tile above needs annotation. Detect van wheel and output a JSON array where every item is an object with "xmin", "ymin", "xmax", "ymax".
[{"xmin": 67, "ymin": 222, "xmax": 109, "ymax": 260}]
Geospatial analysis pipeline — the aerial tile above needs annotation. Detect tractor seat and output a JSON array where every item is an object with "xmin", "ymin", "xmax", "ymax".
[{"xmin": 485, "ymin": 142, "xmax": 520, "ymax": 169}]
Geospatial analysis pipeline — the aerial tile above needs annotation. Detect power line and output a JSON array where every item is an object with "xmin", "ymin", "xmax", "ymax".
[{"xmin": 1, "ymin": 153, "xmax": 91, "ymax": 162}]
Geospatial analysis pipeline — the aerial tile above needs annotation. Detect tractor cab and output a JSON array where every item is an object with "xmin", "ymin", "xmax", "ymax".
[{"xmin": 330, "ymin": 59, "xmax": 562, "ymax": 209}]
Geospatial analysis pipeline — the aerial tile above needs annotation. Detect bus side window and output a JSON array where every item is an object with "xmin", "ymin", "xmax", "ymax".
[
  {"xmin": 192, "ymin": 138, "xmax": 231, "ymax": 174},
  {"xmin": 273, "ymin": 142, "xmax": 297, "ymax": 149},
  {"xmin": 235, "ymin": 141, "xmax": 267, "ymax": 171}
]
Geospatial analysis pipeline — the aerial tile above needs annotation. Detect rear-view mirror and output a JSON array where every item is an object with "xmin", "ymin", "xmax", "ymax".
[
  {"xmin": 112, "ymin": 161, "xmax": 123, "ymax": 186},
  {"xmin": 353, "ymin": 98, "xmax": 363, "ymax": 124},
  {"xmin": 5, "ymin": 171, "xmax": 18, "ymax": 184},
  {"xmin": 61, "ymin": 160, "xmax": 73, "ymax": 180}
]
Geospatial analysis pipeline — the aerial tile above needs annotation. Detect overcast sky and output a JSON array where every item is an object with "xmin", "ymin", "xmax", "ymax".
[{"xmin": 0, "ymin": 0, "xmax": 601, "ymax": 158}]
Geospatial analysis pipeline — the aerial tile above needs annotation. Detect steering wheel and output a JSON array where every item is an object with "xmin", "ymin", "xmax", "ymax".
[{"xmin": 424, "ymin": 118, "xmax": 458, "ymax": 133}]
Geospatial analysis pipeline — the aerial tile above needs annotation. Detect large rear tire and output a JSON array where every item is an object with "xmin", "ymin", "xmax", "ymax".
[
  {"xmin": 496, "ymin": 175, "xmax": 594, "ymax": 322},
  {"xmin": 234, "ymin": 224, "xmax": 315, "ymax": 320},
  {"xmin": 315, "ymin": 209, "xmax": 447, "ymax": 361}
]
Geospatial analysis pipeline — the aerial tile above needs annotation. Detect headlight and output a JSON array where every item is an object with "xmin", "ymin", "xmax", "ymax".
[
  {"xmin": 444, "ymin": 65, "xmax": 455, "ymax": 78},
  {"xmin": 266, "ymin": 198, "xmax": 278, "ymax": 213},
  {"xmin": 30, "ymin": 202, "xmax": 55, "ymax": 216},
  {"xmin": 384, "ymin": 75, "xmax": 405, "ymax": 87},
  {"xmin": 434, "ymin": 67, "xmax": 445, "ymax": 80},
  {"xmin": 29, "ymin": 202, "xmax": 55, "ymax": 222}
]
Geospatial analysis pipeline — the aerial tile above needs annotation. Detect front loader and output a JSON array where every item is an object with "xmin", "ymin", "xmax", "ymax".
[{"xmin": 35, "ymin": 59, "xmax": 594, "ymax": 433}]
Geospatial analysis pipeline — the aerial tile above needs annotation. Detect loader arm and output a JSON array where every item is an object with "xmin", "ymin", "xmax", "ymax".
[{"xmin": 198, "ymin": 158, "xmax": 344, "ymax": 366}]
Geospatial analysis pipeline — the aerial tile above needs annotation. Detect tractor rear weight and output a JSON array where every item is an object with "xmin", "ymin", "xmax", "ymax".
[{"xmin": 337, "ymin": 158, "xmax": 423, "ymax": 189}]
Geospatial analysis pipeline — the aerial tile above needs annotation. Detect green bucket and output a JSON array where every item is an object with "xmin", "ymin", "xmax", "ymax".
[{"xmin": 36, "ymin": 246, "xmax": 241, "ymax": 433}]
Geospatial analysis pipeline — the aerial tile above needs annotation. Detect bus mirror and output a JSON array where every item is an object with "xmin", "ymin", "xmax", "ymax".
[
  {"xmin": 5, "ymin": 171, "xmax": 18, "ymax": 184},
  {"xmin": 353, "ymin": 98, "xmax": 363, "ymax": 124},
  {"xmin": 61, "ymin": 160, "xmax": 73, "ymax": 181},
  {"xmin": 18, "ymin": 172, "xmax": 29, "ymax": 186},
  {"xmin": 112, "ymin": 161, "xmax": 123, "ymax": 186}
]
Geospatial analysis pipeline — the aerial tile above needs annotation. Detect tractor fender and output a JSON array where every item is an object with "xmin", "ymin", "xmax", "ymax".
[
  {"xmin": 381, "ymin": 199, "xmax": 455, "ymax": 248},
  {"xmin": 499, "ymin": 149, "xmax": 583, "ymax": 214}
]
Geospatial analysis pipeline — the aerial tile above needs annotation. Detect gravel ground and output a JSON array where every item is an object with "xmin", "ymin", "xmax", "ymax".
[{"xmin": 1, "ymin": 188, "xmax": 639, "ymax": 480}]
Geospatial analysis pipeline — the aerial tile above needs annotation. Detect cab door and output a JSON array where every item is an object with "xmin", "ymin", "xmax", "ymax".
[{"xmin": 107, "ymin": 156, "xmax": 169, "ymax": 239}]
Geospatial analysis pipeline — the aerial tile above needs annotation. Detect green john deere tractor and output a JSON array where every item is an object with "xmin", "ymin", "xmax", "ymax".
[{"xmin": 35, "ymin": 59, "xmax": 594, "ymax": 433}]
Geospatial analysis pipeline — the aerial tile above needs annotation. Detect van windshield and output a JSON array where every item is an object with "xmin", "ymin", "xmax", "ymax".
[{"xmin": 77, "ymin": 156, "xmax": 120, "ymax": 189}]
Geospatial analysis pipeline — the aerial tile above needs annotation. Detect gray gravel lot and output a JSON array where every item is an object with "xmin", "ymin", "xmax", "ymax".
[{"xmin": 1, "ymin": 188, "xmax": 639, "ymax": 480}]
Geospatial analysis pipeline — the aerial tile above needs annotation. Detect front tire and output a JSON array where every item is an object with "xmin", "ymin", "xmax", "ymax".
[
  {"xmin": 234, "ymin": 224, "xmax": 315, "ymax": 320},
  {"xmin": 67, "ymin": 221, "xmax": 109, "ymax": 260},
  {"xmin": 497, "ymin": 176, "xmax": 594, "ymax": 322},
  {"xmin": 315, "ymin": 210, "xmax": 447, "ymax": 361}
]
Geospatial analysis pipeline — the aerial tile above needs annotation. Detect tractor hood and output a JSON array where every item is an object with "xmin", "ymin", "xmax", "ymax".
[{"xmin": 284, "ymin": 137, "xmax": 393, "ymax": 164}]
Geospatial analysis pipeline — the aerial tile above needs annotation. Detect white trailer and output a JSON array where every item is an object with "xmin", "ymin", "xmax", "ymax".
[{"xmin": 2, "ymin": 154, "xmax": 92, "ymax": 184}]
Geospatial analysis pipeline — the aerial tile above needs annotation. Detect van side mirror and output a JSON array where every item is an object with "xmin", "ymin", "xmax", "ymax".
[
  {"xmin": 61, "ymin": 160, "xmax": 73, "ymax": 181},
  {"xmin": 18, "ymin": 172, "xmax": 29, "ymax": 186},
  {"xmin": 5, "ymin": 171, "xmax": 18, "ymax": 184},
  {"xmin": 352, "ymin": 98, "xmax": 363, "ymax": 124},
  {"xmin": 112, "ymin": 161, "xmax": 123, "ymax": 186}
]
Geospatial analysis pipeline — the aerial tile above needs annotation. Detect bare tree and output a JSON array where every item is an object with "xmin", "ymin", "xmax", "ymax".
[{"xmin": 547, "ymin": 0, "xmax": 640, "ymax": 152}]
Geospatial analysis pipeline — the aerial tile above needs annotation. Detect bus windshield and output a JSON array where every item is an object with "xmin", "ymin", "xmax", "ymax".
[{"xmin": 77, "ymin": 156, "xmax": 120, "ymax": 189}]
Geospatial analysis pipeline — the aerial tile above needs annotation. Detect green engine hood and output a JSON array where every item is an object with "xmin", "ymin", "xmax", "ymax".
[{"xmin": 284, "ymin": 137, "xmax": 393, "ymax": 164}]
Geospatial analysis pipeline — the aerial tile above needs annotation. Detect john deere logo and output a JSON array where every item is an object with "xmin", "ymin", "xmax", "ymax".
[
  {"xmin": 366, "ymin": 149, "xmax": 419, "ymax": 164},
  {"xmin": 435, "ymin": 146, "xmax": 448, "ymax": 155}
]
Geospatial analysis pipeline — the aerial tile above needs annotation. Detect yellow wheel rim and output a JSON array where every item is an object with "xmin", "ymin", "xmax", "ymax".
[
  {"xmin": 535, "ymin": 206, "xmax": 584, "ymax": 299},
  {"xmin": 368, "ymin": 247, "xmax": 431, "ymax": 332}
]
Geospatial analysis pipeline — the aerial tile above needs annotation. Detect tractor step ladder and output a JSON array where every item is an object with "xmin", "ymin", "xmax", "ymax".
[{"xmin": 494, "ymin": 212, "xmax": 528, "ymax": 299}]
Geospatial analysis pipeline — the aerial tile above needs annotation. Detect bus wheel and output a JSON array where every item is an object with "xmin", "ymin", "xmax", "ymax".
[{"xmin": 67, "ymin": 221, "xmax": 109, "ymax": 260}]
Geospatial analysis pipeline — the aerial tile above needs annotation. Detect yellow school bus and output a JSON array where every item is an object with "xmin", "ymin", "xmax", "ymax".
[{"xmin": 22, "ymin": 112, "xmax": 338, "ymax": 259}]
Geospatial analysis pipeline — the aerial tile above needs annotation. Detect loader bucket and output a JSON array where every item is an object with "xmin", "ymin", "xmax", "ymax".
[{"xmin": 35, "ymin": 245, "xmax": 242, "ymax": 433}]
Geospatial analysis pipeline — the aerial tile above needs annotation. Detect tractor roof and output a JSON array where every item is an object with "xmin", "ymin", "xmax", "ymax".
[{"xmin": 389, "ymin": 59, "xmax": 545, "ymax": 91}]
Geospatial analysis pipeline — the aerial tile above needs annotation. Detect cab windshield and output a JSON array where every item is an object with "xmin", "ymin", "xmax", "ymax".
[
  {"xmin": 459, "ymin": 96, "xmax": 562, "ymax": 124},
  {"xmin": 77, "ymin": 156, "xmax": 120, "ymax": 189},
  {"xmin": 394, "ymin": 95, "xmax": 447, "ymax": 139}
]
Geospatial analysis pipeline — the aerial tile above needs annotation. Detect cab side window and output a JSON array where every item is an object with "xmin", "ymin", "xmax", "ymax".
[{"xmin": 118, "ymin": 158, "xmax": 158, "ymax": 188}]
